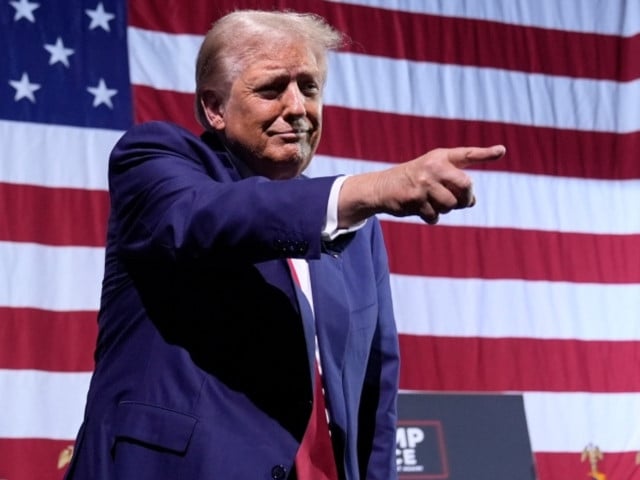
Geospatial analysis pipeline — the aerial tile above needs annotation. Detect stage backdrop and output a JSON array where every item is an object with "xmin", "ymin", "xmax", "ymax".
[{"xmin": 2, "ymin": 0, "xmax": 639, "ymax": 479}]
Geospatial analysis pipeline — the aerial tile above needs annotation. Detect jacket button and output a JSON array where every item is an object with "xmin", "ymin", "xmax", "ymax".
[
  {"xmin": 271, "ymin": 464, "xmax": 287, "ymax": 480},
  {"xmin": 296, "ymin": 241, "xmax": 308, "ymax": 254}
]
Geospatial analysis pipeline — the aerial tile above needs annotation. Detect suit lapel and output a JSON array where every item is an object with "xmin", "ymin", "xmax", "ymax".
[
  {"xmin": 308, "ymin": 253, "xmax": 351, "ymax": 431},
  {"xmin": 308, "ymin": 254, "xmax": 350, "ymax": 382},
  {"xmin": 287, "ymin": 259, "xmax": 318, "ymax": 381}
]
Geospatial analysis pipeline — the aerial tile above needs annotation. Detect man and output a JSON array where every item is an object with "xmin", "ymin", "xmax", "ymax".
[{"xmin": 64, "ymin": 10, "xmax": 505, "ymax": 480}]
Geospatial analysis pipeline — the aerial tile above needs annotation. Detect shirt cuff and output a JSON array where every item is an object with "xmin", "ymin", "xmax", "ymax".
[{"xmin": 322, "ymin": 176, "xmax": 367, "ymax": 241}]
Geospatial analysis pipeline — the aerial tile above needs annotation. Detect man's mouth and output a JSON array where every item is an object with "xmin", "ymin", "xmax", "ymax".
[{"xmin": 270, "ymin": 130, "xmax": 309, "ymax": 140}]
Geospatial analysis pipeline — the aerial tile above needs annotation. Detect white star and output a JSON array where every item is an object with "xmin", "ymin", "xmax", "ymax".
[
  {"xmin": 85, "ymin": 2, "xmax": 115, "ymax": 31},
  {"xmin": 10, "ymin": 0, "xmax": 40, "ymax": 22},
  {"xmin": 9, "ymin": 72, "xmax": 41, "ymax": 103},
  {"xmin": 87, "ymin": 78, "xmax": 117, "ymax": 108},
  {"xmin": 44, "ymin": 37, "xmax": 75, "ymax": 67}
]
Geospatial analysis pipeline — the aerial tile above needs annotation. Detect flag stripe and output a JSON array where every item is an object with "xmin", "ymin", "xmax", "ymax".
[
  {"xmin": 534, "ymin": 451, "xmax": 640, "ymax": 480},
  {"xmin": 381, "ymin": 223, "xmax": 640, "ymax": 283},
  {"xmin": 0, "ymin": 308, "xmax": 97, "ymax": 371},
  {"xmin": 3, "ymin": 366, "xmax": 638, "ymax": 452},
  {"xmin": 0, "ymin": 438, "xmax": 77, "ymax": 480},
  {"xmin": 128, "ymin": 0, "xmax": 640, "ymax": 81},
  {"xmin": 0, "ymin": 442, "xmax": 635, "ymax": 480},
  {"xmin": 325, "ymin": 53, "xmax": 640, "ymax": 133},
  {"xmin": 333, "ymin": 9, "xmax": 640, "ymax": 81},
  {"xmin": 318, "ymin": 107, "xmax": 640, "ymax": 180},
  {"xmin": 0, "ymin": 120, "xmax": 118, "ymax": 190},
  {"xmin": 128, "ymin": 27, "xmax": 640, "ymax": 133},
  {"xmin": 0, "ymin": 183, "xmax": 109, "ymax": 246},
  {"xmin": 391, "ymin": 275, "xmax": 640, "ymax": 341},
  {"xmin": 132, "ymin": 85, "xmax": 199, "ymax": 133},
  {"xmin": 0, "ymin": 370, "xmax": 89, "ymax": 439},
  {"xmin": 0, "ymin": 242, "xmax": 102, "ymax": 311},
  {"xmin": 324, "ymin": 0, "xmax": 640, "ymax": 37},
  {"xmin": 523, "ymin": 391, "xmax": 640, "ymax": 451},
  {"xmin": 399, "ymin": 335, "xmax": 640, "ymax": 392}
]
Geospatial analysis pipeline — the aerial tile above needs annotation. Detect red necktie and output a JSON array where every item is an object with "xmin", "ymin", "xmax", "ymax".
[{"xmin": 287, "ymin": 259, "xmax": 339, "ymax": 480}]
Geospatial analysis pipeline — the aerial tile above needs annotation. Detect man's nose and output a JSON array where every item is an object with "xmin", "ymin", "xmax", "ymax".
[{"xmin": 282, "ymin": 83, "xmax": 306, "ymax": 117}]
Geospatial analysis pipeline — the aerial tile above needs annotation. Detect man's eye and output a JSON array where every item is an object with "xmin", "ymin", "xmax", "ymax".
[
  {"xmin": 301, "ymin": 82, "xmax": 320, "ymax": 96},
  {"xmin": 257, "ymin": 87, "xmax": 281, "ymax": 99}
]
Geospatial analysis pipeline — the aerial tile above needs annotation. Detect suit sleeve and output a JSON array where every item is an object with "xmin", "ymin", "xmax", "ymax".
[
  {"xmin": 108, "ymin": 121, "xmax": 338, "ymax": 265},
  {"xmin": 360, "ymin": 218, "xmax": 400, "ymax": 480}
]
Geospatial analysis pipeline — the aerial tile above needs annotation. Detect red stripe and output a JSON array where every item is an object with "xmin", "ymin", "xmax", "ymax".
[
  {"xmin": 319, "ymin": 106, "xmax": 640, "ymax": 180},
  {"xmin": 132, "ymin": 85, "xmax": 199, "ymax": 133},
  {"xmin": 0, "ymin": 182, "xmax": 108, "ymax": 246},
  {"xmin": 0, "ymin": 438, "xmax": 76, "ymax": 480},
  {"xmin": 0, "ymin": 440, "xmax": 633, "ymax": 480},
  {"xmin": 0, "ymin": 438, "xmax": 632, "ymax": 480},
  {"xmin": 381, "ymin": 222, "xmax": 640, "ymax": 283},
  {"xmin": 128, "ymin": 0, "xmax": 640, "ymax": 81},
  {"xmin": 132, "ymin": 86, "xmax": 640, "ymax": 180},
  {"xmin": 399, "ymin": 335, "xmax": 640, "ymax": 392},
  {"xmin": 0, "ymin": 308, "xmax": 97, "ymax": 371},
  {"xmin": 534, "ymin": 451, "xmax": 640, "ymax": 480}
]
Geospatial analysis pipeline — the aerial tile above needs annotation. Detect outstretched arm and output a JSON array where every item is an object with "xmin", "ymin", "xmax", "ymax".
[{"xmin": 337, "ymin": 145, "xmax": 506, "ymax": 226}]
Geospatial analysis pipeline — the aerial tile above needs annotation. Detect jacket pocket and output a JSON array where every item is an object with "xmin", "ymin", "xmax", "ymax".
[{"xmin": 113, "ymin": 401, "xmax": 198, "ymax": 454}]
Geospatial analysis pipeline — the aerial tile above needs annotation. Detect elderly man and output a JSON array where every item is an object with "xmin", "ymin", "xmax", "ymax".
[{"xmin": 64, "ymin": 9, "xmax": 504, "ymax": 480}]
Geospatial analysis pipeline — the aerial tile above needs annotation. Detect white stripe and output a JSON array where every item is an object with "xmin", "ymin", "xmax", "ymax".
[
  {"xmin": 390, "ymin": 274, "xmax": 640, "ymax": 341},
  {"xmin": 2, "ymin": 367, "xmax": 637, "ymax": 452},
  {"xmin": 0, "ymin": 369, "xmax": 90, "ymax": 439},
  {"xmin": 524, "ymin": 392, "xmax": 640, "ymax": 452},
  {"xmin": 0, "ymin": 242, "xmax": 103, "ymax": 311},
  {"xmin": 328, "ymin": 0, "xmax": 640, "ymax": 37},
  {"xmin": 128, "ymin": 28, "xmax": 640, "ymax": 133},
  {"xmin": 128, "ymin": 27, "xmax": 199, "ymax": 93},
  {"xmin": 128, "ymin": 27, "xmax": 201, "ymax": 94},
  {"xmin": 1, "ymin": 120, "xmax": 117, "ymax": 190},
  {"xmin": 327, "ymin": 53, "xmax": 640, "ymax": 134},
  {"xmin": 306, "ymin": 155, "xmax": 640, "ymax": 235}
]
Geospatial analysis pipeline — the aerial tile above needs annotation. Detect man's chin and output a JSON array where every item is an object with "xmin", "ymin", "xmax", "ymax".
[
  {"xmin": 270, "ymin": 159, "xmax": 309, "ymax": 179},
  {"xmin": 257, "ymin": 155, "xmax": 312, "ymax": 179},
  {"xmin": 265, "ymin": 146, "xmax": 313, "ymax": 173}
]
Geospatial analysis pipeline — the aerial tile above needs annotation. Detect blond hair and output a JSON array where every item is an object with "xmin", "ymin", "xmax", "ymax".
[{"xmin": 194, "ymin": 10, "xmax": 345, "ymax": 130}]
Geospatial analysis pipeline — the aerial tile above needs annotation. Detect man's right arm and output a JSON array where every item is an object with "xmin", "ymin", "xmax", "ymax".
[{"xmin": 337, "ymin": 145, "xmax": 506, "ymax": 227}]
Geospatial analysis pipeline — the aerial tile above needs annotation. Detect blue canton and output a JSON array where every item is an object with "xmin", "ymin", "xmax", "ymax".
[{"xmin": 1, "ymin": 0, "xmax": 132, "ymax": 130}]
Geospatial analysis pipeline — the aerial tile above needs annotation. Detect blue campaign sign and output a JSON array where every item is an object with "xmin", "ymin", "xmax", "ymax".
[{"xmin": 397, "ymin": 392, "xmax": 537, "ymax": 480}]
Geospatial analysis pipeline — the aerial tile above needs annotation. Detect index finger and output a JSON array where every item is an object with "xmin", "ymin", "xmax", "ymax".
[{"xmin": 448, "ymin": 145, "xmax": 506, "ymax": 168}]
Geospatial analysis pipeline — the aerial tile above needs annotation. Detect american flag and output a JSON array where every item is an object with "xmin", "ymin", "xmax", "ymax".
[{"xmin": 2, "ymin": 0, "xmax": 639, "ymax": 479}]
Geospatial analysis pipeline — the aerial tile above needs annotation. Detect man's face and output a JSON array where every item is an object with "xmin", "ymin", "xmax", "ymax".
[{"xmin": 208, "ymin": 41, "xmax": 325, "ymax": 179}]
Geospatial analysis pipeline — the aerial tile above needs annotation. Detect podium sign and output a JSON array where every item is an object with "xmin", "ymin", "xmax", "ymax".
[{"xmin": 396, "ymin": 392, "xmax": 537, "ymax": 479}]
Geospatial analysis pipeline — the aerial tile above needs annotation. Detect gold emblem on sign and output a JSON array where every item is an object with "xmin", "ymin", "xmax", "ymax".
[{"xmin": 57, "ymin": 445, "xmax": 74, "ymax": 469}]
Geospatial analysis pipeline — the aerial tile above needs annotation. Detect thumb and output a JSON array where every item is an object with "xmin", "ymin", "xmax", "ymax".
[{"xmin": 449, "ymin": 144, "xmax": 506, "ymax": 168}]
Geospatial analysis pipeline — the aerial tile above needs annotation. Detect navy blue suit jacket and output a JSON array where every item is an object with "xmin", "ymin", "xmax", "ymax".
[{"xmin": 64, "ymin": 121, "xmax": 400, "ymax": 480}]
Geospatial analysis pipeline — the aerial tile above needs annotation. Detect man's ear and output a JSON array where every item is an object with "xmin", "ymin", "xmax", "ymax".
[{"xmin": 201, "ymin": 90, "xmax": 225, "ymax": 131}]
